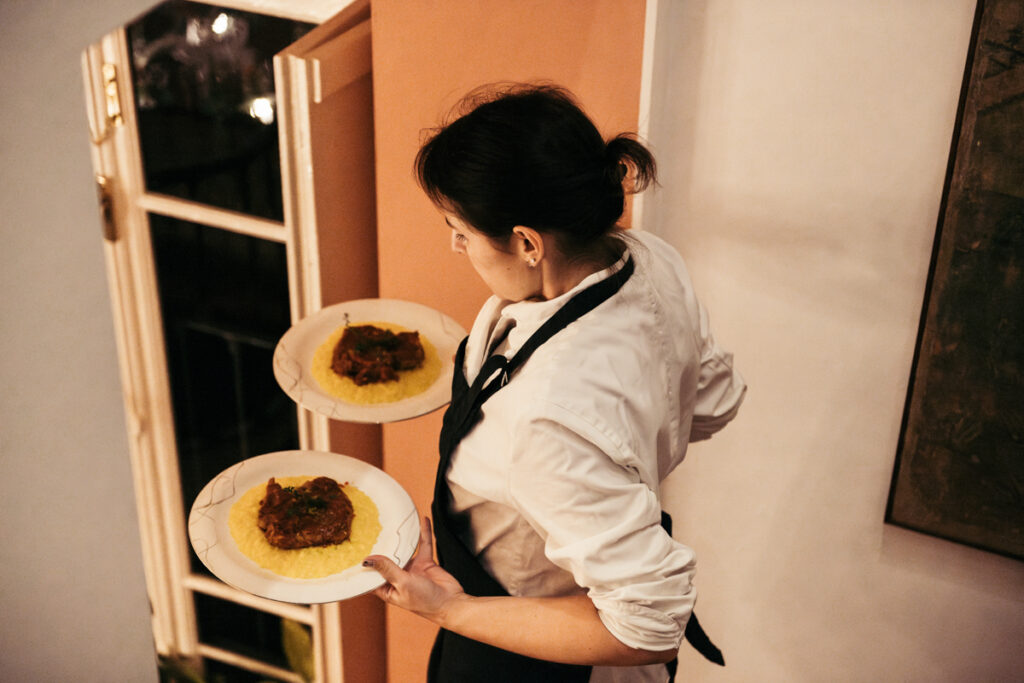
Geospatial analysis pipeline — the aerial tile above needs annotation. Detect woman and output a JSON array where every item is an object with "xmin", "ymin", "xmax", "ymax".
[{"xmin": 364, "ymin": 84, "xmax": 746, "ymax": 683}]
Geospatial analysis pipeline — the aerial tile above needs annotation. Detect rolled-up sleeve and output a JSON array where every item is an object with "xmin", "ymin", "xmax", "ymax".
[
  {"xmin": 507, "ymin": 404, "xmax": 697, "ymax": 651},
  {"xmin": 689, "ymin": 303, "xmax": 747, "ymax": 442}
]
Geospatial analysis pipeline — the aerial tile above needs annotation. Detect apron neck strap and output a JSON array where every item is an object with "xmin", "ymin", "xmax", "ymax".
[{"xmin": 442, "ymin": 255, "xmax": 635, "ymax": 456}]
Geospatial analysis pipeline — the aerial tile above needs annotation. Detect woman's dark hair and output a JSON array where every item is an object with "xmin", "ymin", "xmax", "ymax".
[{"xmin": 415, "ymin": 83, "xmax": 656, "ymax": 257}]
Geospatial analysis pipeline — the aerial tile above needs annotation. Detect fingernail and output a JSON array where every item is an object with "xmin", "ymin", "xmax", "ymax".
[{"xmin": 362, "ymin": 559, "xmax": 374, "ymax": 568}]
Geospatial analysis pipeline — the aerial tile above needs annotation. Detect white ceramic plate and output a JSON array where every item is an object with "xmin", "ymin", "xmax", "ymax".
[
  {"xmin": 273, "ymin": 298, "xmax": 466, "ymax": 423},
  {"xmin": 188, "ymin": 450, "xmax": 419, "ymax": 604}
]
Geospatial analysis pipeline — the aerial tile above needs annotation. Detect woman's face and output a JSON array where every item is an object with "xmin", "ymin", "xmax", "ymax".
[{"xmin": 446, "ymin": 214, "xmax": 539, "ymax": 302}]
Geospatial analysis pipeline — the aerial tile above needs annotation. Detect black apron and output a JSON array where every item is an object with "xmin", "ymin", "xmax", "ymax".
[{"xmin": 428, "ymin": 256, "xmax": 724, "ymax": 682}]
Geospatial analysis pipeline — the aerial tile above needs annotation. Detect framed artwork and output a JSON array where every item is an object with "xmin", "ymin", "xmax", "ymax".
[{"xmin": 886, "ymin": 0, "xmax": 1024, "ymax": 560}]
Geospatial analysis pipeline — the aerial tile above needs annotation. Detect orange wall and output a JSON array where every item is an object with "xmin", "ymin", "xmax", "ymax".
[{"xmin": 370, "ymin": 1, "xmax": 647, "ymax": 680}]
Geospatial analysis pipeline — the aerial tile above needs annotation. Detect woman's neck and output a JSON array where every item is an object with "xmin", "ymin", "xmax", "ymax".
[{"xmin": 531, "ymin": 236, "xmax": 625, "ymax": 301}]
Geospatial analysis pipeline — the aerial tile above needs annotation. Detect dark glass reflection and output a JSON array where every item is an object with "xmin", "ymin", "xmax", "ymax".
[
  {"xmin": 148, "ymin": 214, "xmax": 298, "ymax": 575},
  {"xmin": 127, "ymin": 1, "xmax": 313, "ymax": 220},
  {"xmin": 194, "ymin": 592, "xmax": 291, "ymax": 675}
]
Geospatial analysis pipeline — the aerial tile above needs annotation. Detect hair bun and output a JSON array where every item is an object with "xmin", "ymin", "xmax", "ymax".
[{"xmin": 603, "ymin": 134, "xmax": 656, "ymax": 193}]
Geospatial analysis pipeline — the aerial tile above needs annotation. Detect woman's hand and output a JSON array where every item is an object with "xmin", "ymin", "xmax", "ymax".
[
  {"xmin": 364, "ymin": 517, "xmax": 675, "ymax": 667},
  {"xmin": 363, "ymin": 516, "xmax": 466, "ymax": 623}
]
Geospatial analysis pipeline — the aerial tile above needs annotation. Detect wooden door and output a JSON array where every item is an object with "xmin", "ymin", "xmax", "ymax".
[{"xmin": 81, "ymin": 1, "xmax": 380, "ymax": 680}]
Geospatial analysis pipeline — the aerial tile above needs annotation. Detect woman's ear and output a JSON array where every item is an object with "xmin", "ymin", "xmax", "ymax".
[{"xmin": 512, "ymin": 226, "xmax": 544, "ymax": 266}]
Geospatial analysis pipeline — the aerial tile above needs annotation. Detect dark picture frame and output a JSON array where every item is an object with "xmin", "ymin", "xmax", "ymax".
[{"xmin": 886, "ymin": 0, "xmax": 1024, "ymax": 561}]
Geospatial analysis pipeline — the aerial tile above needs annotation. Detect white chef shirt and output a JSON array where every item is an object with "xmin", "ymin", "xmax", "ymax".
[{"xmin": 447, "ymin": 229, "xmax": 745, "ymax": 683}]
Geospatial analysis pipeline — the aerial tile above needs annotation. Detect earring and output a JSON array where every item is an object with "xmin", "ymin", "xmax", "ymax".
[{"xmin": 527, "ymin": 257, "xmax": 537, "ymax": 267}]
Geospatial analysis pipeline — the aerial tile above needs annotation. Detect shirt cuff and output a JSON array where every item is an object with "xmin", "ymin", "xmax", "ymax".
[{"xmin": 590, "ymin": 593, "xmax": 693, "ymax": 652}]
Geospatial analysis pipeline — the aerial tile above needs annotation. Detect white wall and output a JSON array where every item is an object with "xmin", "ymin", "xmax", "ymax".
[
  {"xmin": 646, "ymin": 1, "xmax": 1024, "ymax": 681},
  {"xmin": 0, "ymin": 1, "xmax": 157, "ymax": 680}
]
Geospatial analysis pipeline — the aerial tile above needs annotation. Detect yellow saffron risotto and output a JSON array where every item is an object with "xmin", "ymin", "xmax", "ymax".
[
  {"xmin": 311, "ymin": 321, "xmax": 442, "ymax": 404},
  {"xmin": 229, "ymin": 476, "xmax": 381, "ymax": 579}
]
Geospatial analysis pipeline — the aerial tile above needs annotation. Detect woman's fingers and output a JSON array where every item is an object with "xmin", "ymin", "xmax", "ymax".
[
  {"xmin": 410, "ymin": 516, "xmax": 436, "ymax": 567},
  {"xmin": 364, "ymin": 516, "xmax": 433, "ymax": 578},
  {"xmin": 363, "ymin": 554, "xmax": 401, "ymax": 582},
  {"xmin": 363, "ymin": 554, "xmax": 403, "ymax": 602},
  {"xmin": 419, "ymin": 515, "xmax": 434, "ymax": 547},
  {"xmin": 362, "ymin": 516, "xmax": 432, "ymax": 605},
  {"xmin": 361, "ymin": 517, "xmax": 467, "ymax": 619}
]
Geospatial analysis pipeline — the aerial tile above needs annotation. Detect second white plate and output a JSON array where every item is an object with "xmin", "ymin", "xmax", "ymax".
[{"xmin": 273, "ymin": 298, "xmax": 466, "ymax": 423}]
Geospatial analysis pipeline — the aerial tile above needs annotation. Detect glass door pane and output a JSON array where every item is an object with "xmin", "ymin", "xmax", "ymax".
[
  {"xmin": 127, "ymin": 1, "xmax": 313, "ymax": 220},
  {"xmin": 193, "ymin": 592, "xmax": 292, "ymax": 671},
  {"xmin": 148, "ymin": 215, "xmax": 299, "ymax": 573}
]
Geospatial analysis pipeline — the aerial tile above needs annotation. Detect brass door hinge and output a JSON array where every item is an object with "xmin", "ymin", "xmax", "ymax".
[
  {"xmin": 91, "ymin": 63, "xmax": 123, "ymax": 144},
  {"xmin": 96, "ymin": 174, "xmax": 118, "ymax": 242},
  {"xmin": 103, "ymin": 63, "xmax": 123, "ymax": 127}
]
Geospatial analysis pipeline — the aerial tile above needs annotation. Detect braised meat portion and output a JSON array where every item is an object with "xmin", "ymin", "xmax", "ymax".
[
  {"xmin": 258, "ymin": 477, "xmax": 354, "ymax": 549},
  {"xmin": 331, "ymin": 324, "xmax": 425, "ymax": 385}
]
